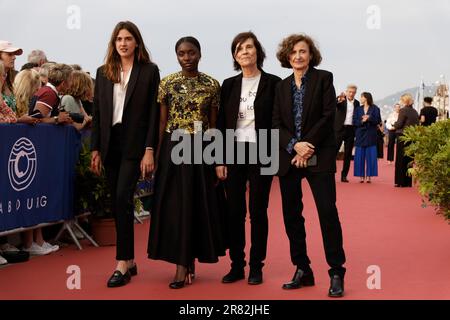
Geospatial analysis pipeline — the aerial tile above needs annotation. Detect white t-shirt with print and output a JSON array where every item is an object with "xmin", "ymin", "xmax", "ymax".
[{"xmin": 235, "ymin": 74, "xmax": 261, "ymax": 143}]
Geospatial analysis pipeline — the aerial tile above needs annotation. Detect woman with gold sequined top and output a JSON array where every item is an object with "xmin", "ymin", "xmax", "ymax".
[{"xmin": 148, "ymin": 37, "xmax": 226, "ymax": 289}]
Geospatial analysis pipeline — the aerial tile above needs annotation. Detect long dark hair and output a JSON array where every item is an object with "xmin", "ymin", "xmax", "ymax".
[
  {"xmin": 0, "ymin": 57, "xmax": 16, "ymax": 94},
  {"xmin": 103, "ymin": 21, "xmax": 151, "ymax": 83}
]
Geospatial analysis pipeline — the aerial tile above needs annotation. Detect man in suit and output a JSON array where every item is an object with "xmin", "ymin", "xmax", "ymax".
[
  {"xmin": 216, "ymin": 32, "xmax": 280, "ymax": 285},
  {"xmin": 91, "ymin": 21, "xmax": 160, "ymax": 288},
  {"xmin": 334, "ymin": 84, "xmax": 359, "ymax": 182},
  {"xmin": 273, "ymin": 34, "xmax": 346, "ymax": 297}
]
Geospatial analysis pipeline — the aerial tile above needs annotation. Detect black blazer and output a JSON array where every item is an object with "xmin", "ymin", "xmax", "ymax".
[
  {"xmin": 334, "ymin": 98, "xmax": 360, "ymax": 133},
  {"xmin": 353, "ymin": 105, "xmax": 381, "ymax": 147},
  {"xmin": 394, "ymin": 106, "xmax": 419, "ymax": 134},
  {"xmin": 272, "ymin": 68, "xmax": 337, "ymax": 176},
  {"xmin": 91, "ymin": 61, "xmax": 160, "ymax": 162},
  {"xmin": 217, "ymin": 71, "xmax": 281, "ymax": 164}
]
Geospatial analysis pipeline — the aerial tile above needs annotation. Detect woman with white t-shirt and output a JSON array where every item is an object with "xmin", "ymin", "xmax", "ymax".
[
  {"xmin": 216, "ymin": 32, "xmax": 280, "ymax": 285},
  {"xmin": 385, "ymin": 103, "xmax": 400, "ymax": 164}
]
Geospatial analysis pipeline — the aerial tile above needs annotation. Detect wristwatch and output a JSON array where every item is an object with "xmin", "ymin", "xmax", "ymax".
[{"xmin": 54, "ymin": 116, "xmax": 59, "ymax": 124}]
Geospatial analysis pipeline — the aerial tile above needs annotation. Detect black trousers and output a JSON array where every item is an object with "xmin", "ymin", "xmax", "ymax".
[
  {"xmin": 394, "ymin": 134, "xmax": 412, "ymax": 187},
  {"xmin": 336, "ymin": 125, "xmax": 355, "ymax": 178},
  {"xmin": 377, "ymin": 131, "xmax": 384, "ymax": 159},
  {"xmin": 387, "ymin": 130, "xmax": 396, "ymax": 161},
  {"xmin": 224, "ymin": 143, "xmax": 273, "ymax": 271},
  {"xmin": 104, "ymin": 125, "xmax": 141, "ymax": 260},
  {"xmin": 279, "ymin": 169, "xmax": 346, "ymax": 278}
]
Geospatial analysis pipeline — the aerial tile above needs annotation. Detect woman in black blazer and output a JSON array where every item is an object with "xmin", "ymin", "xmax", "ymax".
[
  {"xmin": 91, "ymin": 21, "xmax": 160, "ymax": 287},
  {"xmin": 393, "ymin": 93, "xmax": 419, "ymax": 187},
  {"xmin": 272, "ymin": 34, "xmax": 346, "ymax": 297},
  {"xmin": 216, "ymin": 32, "xmax": 280, "ymax": 285}
]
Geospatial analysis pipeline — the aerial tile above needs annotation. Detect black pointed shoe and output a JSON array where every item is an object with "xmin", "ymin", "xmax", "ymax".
[
  {"xmin": 248, "ymin": 269, "xmax": 263, "ymax": 285},
  {"xmin": 107, "ymin": 270, "xmax": 131, "ymax": 288},
  {"xmin": 328, "ymin": 275, "xmax": 344, "ymax": 297},
  {"xmin": 222, "ymin": 269, "xmax": 245, "ymax": 283},
  {"xmin": 282, "ymin": 268, "xmax": 315, "ymax": 289},
  {"xmin": 169, "ymin": 272, "xmax": 192, "ymax": 289}
]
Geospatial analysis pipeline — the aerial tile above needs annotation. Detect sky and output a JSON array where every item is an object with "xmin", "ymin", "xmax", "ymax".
[{"xmin": 1, "ymin": 0, "xmax": 449, "ymax": 100}]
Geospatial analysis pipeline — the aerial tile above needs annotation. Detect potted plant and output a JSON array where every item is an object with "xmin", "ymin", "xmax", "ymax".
[
  {"xmin": 402, "ymin": 119, "xmax": 450, "ymax": 221},
  {"xmin": 75, "ymin": 133, "xmax": 115, "ymax": 245}
]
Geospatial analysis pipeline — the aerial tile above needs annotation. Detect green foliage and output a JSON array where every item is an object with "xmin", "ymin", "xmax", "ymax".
[
  {"xmin": 402, "ymin": 120, "xmax": 450, "ymax": 220},
  {"xmin": 74, "ymin": 135, "xmax": 113, "ymax": 218}
]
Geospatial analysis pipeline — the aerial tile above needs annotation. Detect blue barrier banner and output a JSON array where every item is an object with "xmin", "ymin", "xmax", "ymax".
[{"xmin": 0, "ymin": 124, "xmax": 80, "ymax": 232}]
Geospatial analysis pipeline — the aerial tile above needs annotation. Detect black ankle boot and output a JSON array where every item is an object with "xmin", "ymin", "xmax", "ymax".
[
  {"xmin": 222, "ymin": 269, "xmax": 245, "ymax": 283},
  {"xmin": 282, "ymin": 268, "xmax": 315, "ymax": 289},
  {"xmin": 328, "ymin": 275, "xmax": 344, "ymax": 297},
  {"xmin": 248, "ymin": 269, "xmax": 263, "ymax": 285}
]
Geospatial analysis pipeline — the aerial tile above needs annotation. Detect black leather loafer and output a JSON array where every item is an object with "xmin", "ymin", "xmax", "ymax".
[
  {"xmin": 328, "ymin": 275, "xmax": 344, "ymax": 297},
  {"xmin": 248, "ymin": 269, "xmax": 263, "ymax": 285},
  {"xmin": 222, "ymin": 269, "xmax": 245, "ymax": 283},
  {"xmin": 282, "ymin": 268, "xmax": 315, "ymax": 289},
  {"xmin": 107, "ymin": 270, "xmax": 131, "ymax": 288}
]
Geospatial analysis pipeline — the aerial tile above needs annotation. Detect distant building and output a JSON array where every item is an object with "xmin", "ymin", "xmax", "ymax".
[{"xmin": 432, "ymin": 78, "xmax": 449, "ymax": 120}]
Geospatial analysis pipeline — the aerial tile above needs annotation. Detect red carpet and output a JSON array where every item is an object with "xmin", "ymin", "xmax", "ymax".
[{"xmin": 1, "ymin": 154, "xmax": 449, "ymax": 300}]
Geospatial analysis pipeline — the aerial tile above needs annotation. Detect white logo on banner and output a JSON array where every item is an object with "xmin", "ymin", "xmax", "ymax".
[{"xmin": 8, "ymin": 138, "xmax": 37, "ymax": 191}]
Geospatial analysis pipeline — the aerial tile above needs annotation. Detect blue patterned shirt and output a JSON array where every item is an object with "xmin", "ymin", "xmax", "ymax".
[{"xmin": 286, "ymin": 71, "xmax": 308, "ymax": 154}]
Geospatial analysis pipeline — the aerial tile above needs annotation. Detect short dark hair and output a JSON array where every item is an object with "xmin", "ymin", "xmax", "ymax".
[
  {"xmin": 20, "ymin": 62, "xmax": 39, "ymax": 71},
  {"xmin": 175, "ymin": 36, "xmax": 201, "ymax": 54},
  {"xmin": 276, "ymin": 34, "xmax": 322, "ymax": 69},
  {"xmin": 424, "ymin": 96, "xmax": 433, "ymax": 104},
  {"xmin": 231, "ymin": 31, "xmax": 266, "ymax": 71},
  {"xmin": 361, "ymin": 92, "xmax": 374, "ymax": 106}
]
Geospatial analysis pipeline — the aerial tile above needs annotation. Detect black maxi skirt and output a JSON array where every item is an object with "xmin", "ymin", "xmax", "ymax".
[{"xmin": 147, "ymin": 132, "xmax": 227, "ymax": 266}]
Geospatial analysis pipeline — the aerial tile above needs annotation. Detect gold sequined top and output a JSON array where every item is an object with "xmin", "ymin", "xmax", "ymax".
[{"xmin": 158, "ymin": 72, "xmax": 220, "ymax": 133}]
